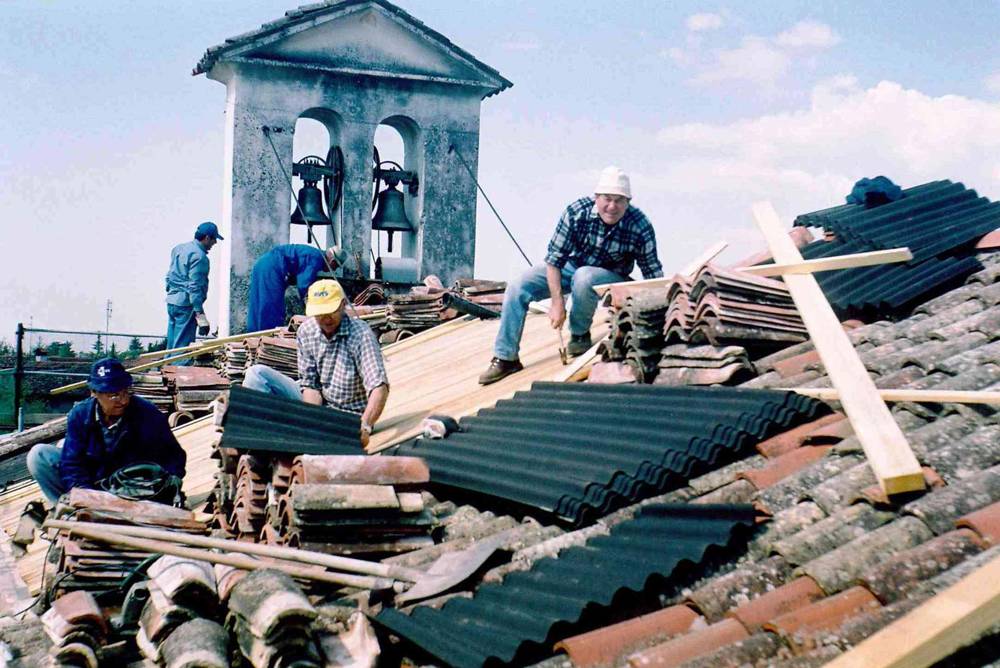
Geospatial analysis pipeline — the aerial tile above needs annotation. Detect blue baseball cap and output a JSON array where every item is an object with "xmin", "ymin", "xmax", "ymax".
[
  {"xmin": 195, "ymin": 221, "xmax": 224, "ymax": 240},
  {"xmin": 88, "ymin": 358, "xmax": 133, "ymax": 393}
]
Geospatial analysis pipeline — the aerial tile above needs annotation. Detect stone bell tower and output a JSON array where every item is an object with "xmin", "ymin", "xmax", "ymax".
[{"xmin": 194, "ymin": 0, "xmax": 511, "ymax": 334}]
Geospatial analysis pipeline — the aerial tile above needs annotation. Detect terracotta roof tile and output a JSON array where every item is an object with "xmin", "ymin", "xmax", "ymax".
[
  {"xmin": 796, "ymin": 516, "xmax": 934, "ymax": 594},
  {"xmin": 801, "ymin": 418, "xmax": 852, "ymax": 444},
  {"xmin": 772, "ymin": 350, "xmax": 822, "ymax": 378},
  {"xmin": 854, "ymin": 466, "xmax": 945, "ymax": 507},
  {"xmin": 858, "ymin": 528, "xmax": 984, "ymax": 604},
  {"xmin": 554, "ymin": 604, "xmax": 701, "ymax": 668},
  {"xmin": 754, "ymin": 413, "xmax": 846, "ymax": 459},
  {"xmin": 975, "ymin": 228, "xmax": 1000, "ymax": 249},
  {"xmin": 763, "ymin": 586, "xmax": 881, "ymax": 648},
  {"xmin": 771, "ymin": 504, "xmax": 895, "ymax": 566},
  {"xmin": 672, "ymin": 632, "xmax": 782, "ymax": 668},
  {"xmin": 956, "ymin": 500, "xmax": 1000, "ymax": 546},
  {"xmin": 746, "ymin": 502, "xmax": 827, "ymax": 560},
  {"xmin": 921, "ymin": 424, "xmax": 1000, "ymax": 484},
  {"xmin": 726, "ymin": 576, "xmax": 824, "ymax": 631},
  {"xmin": 902, "ymin": 464, "xmax": 1000, "ymax": 535},
  {"xmin": 685, "ymin": 556, "xmax": 791, "ymax": 622},
  {"xmin": 626, "ymin": 618, "xmax": 750, "ymax": 668},
  {"xmin": 739, "ymin": 446, "xmax": 835, "ymax": 490},
  {"xmin": 755, "ymin": 454, "xmax": 864, "ymax": 515}
]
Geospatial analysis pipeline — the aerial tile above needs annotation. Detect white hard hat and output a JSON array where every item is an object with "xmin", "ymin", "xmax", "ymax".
[{"xmin": 594, "ymin": 166, "xmax": 631, "ymax": 199}]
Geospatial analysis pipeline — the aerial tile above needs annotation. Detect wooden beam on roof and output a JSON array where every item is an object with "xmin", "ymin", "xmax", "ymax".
[
  {"xmin": 136, "ymin": 326, "xmax": 285, "ymax": 360},
  {"xmin": 739, "ymin": 247, "xmax": 912, "ymax": 277},
  {"xmin": 592, "ymin": 240, "xmax": 729, "ymax": 296},
  {"xmin": 753, "ymin": 201, "xmax": 925, "ymax": 496},
  {"xmin": 551, "ymin": 335, "xmax": 608, "ymax": 383},
  {"xmin": 784, "ymin": 388, "xmax": 1000, "ymax": 405},
  {"xmin": 823, "ymin": 552, "xmax": 1000, "ymax": 668}
]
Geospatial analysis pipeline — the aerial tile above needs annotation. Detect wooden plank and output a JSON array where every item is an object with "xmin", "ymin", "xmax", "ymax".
[
  {"xmin": 739, "ymin": 247, "xmax": 912, "ymax": 277},
  {"xmin": 137, "ymin": 327, "xmax": 284, "ymax": 360},
  {"xmin": 823, "ymin": 552, "xmax": 1000, "ymax": 668},
  {"xmin": 753, "ymin": 201, "xmax": 924, "ymax": 495},
  {"xmin": 593, "ymin": 240, "xmax": 729, "ymax": 297},
  {"xmin": 784, "ymin": 388, "xmax": 1000, "ymax": 405},
  {"xmin": 381, "ymin": 316, "xmax": 477, "ymax": 356}
]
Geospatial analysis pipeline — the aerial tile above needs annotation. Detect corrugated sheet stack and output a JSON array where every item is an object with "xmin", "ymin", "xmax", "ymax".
[
  {"xmin": 393, "ymin": 382, "xmax": 828, "ymax": 526},
  {"xmin": 46, "ymin": 489, "xmax": 207, "ymax": 598},
  {"xmin": 273, "ymin": 455, "xmax": 434, "ymax": 555}
]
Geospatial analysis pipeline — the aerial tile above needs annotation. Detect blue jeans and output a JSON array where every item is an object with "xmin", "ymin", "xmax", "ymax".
[
  {"xmin": 27, "ymin": 442, "xmax": 66, "ymax": 504},
  {"xmin": 166, "ymin": 304, "xmax": 197, "ymax": 366},
  {"xmin": 494, "ymin": 263, "xmax": 625, "ymax": 360},
  {"xmin": 243, "ymin": 364, "xmax": 303, "ymax": 401}
]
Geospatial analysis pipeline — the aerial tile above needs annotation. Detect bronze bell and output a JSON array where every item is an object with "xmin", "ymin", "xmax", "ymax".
[
  {"xmin": 290, "ymin": 181, "xmax": 332, "ymax": 228},
  {"xmin": 372, "ymin": 182, "xmax": 413, "ymax": 252}
]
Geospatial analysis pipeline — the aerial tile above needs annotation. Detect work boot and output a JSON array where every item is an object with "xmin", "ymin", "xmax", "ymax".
[
  {"xmin": 567, "ymin": 333, "xmax": 592, "ymax": 356},
  {"xmin": 478, "ymin": 357, "xmax": 524, "ymax": 385}
]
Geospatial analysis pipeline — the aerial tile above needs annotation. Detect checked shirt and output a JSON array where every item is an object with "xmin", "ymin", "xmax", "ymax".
[
  {"xmin": 544, "ymin": 197, "xmax": 663, "ymax": 279},
  {"xmin": 296, "ymin": 315, "xmax": 388, "ymax": 413}
]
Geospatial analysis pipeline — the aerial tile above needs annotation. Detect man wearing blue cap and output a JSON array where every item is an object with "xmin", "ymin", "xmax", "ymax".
[
  {"xmin": 165, "ymin": 222, "xmax": 223, "ymax": 363},
  {"xmin": 26, "ymin": 358, "xmax": 187, "ymax": 504}
]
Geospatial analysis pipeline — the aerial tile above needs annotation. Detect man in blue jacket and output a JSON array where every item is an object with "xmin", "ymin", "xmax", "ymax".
[
  {"xmin": 247, "ymin": 244, "xmax": 346, "ymax": 331},
  {"xmin": 165, "ymin": 221, "xmax": 222, "ymax": 363},
  {"xmin": 26, "ymin": 358, "xmax": 187, "ymax": 504}
]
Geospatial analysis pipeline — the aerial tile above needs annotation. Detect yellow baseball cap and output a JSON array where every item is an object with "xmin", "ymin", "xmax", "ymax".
[{"xmin": 305, "ymin": 279, "xmax": 345, "ymax": 316}]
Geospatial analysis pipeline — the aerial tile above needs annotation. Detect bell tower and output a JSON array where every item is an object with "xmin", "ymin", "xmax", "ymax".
[{"xmin": 194, "ymin": 0, "xmax": 511, "ymax": 334}]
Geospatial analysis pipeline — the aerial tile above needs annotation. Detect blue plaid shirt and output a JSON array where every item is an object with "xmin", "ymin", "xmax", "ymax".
[
  {"xmin": 296, "ymin": 315, "xmax": 388, "ymax": 413},
  {"xmin": 544, "ymin": 197, "xmax": 663, "ymax": 279}
]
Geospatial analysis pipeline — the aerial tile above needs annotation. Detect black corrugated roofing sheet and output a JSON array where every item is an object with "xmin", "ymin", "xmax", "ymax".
[
  {"xmin": 792, "ymin": 180, "xmax": 992, "ymax": 317},
  {"xmin": 392, "ymin": 383, "xmax": 827, "ymax": 525},
  {"xmin": 375, "ymin": 503, "xmax": 756, "ymax": 667},
  {"xmin": 221, "ymin": 386, "xmax": 361, "ymax": 454}
]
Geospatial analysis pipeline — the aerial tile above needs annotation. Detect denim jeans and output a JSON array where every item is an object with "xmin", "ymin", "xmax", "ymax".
[
  {"xmin": 166, "ymin": 304, "xmax": 197, "ymax": 366},
  {"xmin": 493, "ymin": 263, "xmax": 625, "ymax": 360},
  {"xmin": 26, "ymin": 441, "xmax": 66, "ymax": 504},
  {"xmin": 243, "ymin": 364, "xmax": 304, "ymax": 401}
]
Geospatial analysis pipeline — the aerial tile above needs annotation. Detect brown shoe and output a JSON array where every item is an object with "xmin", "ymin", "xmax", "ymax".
[{"xmin": 478, "ymin": 357, "xmax": 524, "ymax": 385}]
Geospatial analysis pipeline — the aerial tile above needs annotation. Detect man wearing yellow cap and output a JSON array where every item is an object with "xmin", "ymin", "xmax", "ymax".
[{"xmin": 243, "ymin": 279, "xmax": 389, "ymax": 447}]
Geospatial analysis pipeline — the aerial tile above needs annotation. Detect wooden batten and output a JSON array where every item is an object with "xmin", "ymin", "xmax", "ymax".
[
  {"xmin": 739, "ymin": 247, "xmax": 912, "ymax": 277},
  {"xmin": 752, "ymin": 201, "xmax": 924, "ymax": 495}
]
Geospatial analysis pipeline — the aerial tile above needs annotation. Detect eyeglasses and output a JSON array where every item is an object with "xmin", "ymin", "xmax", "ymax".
[{"xmin": 98, "ymin": 389, "xmax": 132, "ymax": 402}]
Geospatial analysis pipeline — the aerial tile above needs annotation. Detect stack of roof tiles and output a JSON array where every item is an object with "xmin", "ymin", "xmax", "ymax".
[
  {"xmin": 217, "ymin": 330, "xmax": 299, "ymax": 384},
  {"xmin": 271, "ymin": 454, "xmax": 436, "ymax": 555},
  {"xmin": 605, "ymin": 291, "xmax": 668, "ymax": 382},
  {"xmin": 662, "ymin": 265, "xmax": 807, "ymax": 348},
  {"xmin": 136, "ymin": 555, "xmax": 220, "ymax": 664},
  {"xmin": 453, "ymin": 278, "xmax": 506, "ymax": 314},
  {"xmin": 161, "ymin": 365, "xmax": 228, "ymax": 413},
  {"xmin": 794, "ymin": 179, "xmax": 999, "ymax": 318},
  {"xmin": 131, "ymin": 372, "xmax": 174, "ymax": 412},
  {"xmin": 392, "ymin": 382, "xmax": 828, "ymax": 526},
  {"xmin": 375, "ymin": 503, "xmax": 757, "ymax": 667},
  {"xmin": 655, "ymin": 343, "xmax": 755, "ymax": 387},
  {"xmin": 47, "ymin": 489, "xmax": 207, "ymax": 597},
  {"xmin": 209, "ymin": 387, "xmax": 362, "ymax": 541},
  {"xmin": 387, "ymin": 291, "xmax": 455, "ymax": 331}
]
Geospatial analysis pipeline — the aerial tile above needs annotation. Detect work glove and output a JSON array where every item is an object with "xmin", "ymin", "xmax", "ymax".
[{"xmin": 195, "ymin": 312, "xmax": 210, "ymax": 336}]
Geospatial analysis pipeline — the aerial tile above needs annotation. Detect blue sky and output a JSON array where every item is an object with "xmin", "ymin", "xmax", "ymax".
[{"xmin": 3, "ymin": 0, "xmax": 1000, "ymax": 345}]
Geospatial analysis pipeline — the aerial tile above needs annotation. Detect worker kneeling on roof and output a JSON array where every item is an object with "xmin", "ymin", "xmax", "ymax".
[
  {"xmin": 243, "ymin": 279, "xmax": 390, "ymax": 448},
  {"xmin": 26, "ymin": 358, "xmax": 187, "ymax": 505},
  {"xmin": 479, "ymin": 166, "xmax": 664, "ymax": 385}
]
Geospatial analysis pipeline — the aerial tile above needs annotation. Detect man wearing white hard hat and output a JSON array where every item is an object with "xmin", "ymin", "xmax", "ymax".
[{"xmin": 479, "ymin": 166, "xmax": 663, "ymax": 385}]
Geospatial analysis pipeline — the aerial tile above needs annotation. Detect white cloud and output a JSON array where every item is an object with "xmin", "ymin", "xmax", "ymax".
[
  {"xmin": 686, "ymin": 12, "xmax": 724, "ymax": 32},
  {"xmin": 985, "ymin": 72, "xmax": 1000, "ymax": 94},
  {"xmin": 774, "ymin": 20, "xmax": 840, "ymax": 49},
  {"xmin": 694, "ymin": 37, "xmax": 790, "ymax": 85}
]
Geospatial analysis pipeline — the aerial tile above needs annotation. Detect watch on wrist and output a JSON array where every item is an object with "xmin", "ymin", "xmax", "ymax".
[{"xmin": 361, "ymin": 421, "xmax": 373, "ymax": 435}]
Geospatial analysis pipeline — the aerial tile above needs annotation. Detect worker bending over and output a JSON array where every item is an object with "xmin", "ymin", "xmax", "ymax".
[
  {"xmin": 247, "ymin": 244, "xmax": 346, "ymax": 331},
  {"xmin": 165, "ymin": 221, "xmax": 223, "ymax": 362},
  {"xmin": 243, "ymin": 279, "xmax": 389, "ymax": 448},
  {"xmin": 479, "ymin": 166, "xmax": 664, "ymax": 385}
]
